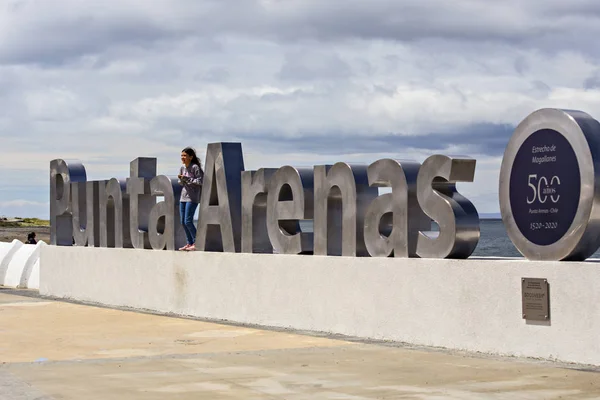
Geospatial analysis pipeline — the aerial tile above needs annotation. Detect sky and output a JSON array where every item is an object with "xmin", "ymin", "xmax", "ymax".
[{"xmin": 1, "ymin": 0, "xmax": 600, "ymax": 219}]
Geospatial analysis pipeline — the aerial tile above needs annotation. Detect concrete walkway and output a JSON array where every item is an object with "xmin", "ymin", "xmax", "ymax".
[{"xmin": 1, "ymin": 290, "xmax": 599, "ymax": 399}]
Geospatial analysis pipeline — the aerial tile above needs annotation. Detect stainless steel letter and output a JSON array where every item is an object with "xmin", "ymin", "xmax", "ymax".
[
  {"xmin": 197, "ymin": 143, "xmax": 245, "ymax": 252},
  {"xmin": 50, "ymin": 159, "xmax": 86, "ymax": 245},
  {"xmin": 99, "ymin": 178, "xmax": 131, "ymax": 248},
  {"xmin": 148, "ymin": 175, "xmax": 186, "ymax": 250},
  {"xmin": 266, "ymin": 166, "xmax": 314, "ymax": 254},
  {"xmin": 72, "ymin": 181, "xmax": 102, "ymax": 247},
  {"xmin": 364, "ymin": 159, "xmax": 429, "ymax": 257},
  {"xmin": 314, "ymin": 163, "xmax": 378, "ymax": 256},
  {"xmin": 127, "ymin": 158, "xmax": 157, "ymax": 249},
  {"xmin": 416, "ymin": 155, "xmax": 480, "ymax": 259},
  {"xmin": 241, "ymin": 168, "xmax": 277, "ymax": 253}
]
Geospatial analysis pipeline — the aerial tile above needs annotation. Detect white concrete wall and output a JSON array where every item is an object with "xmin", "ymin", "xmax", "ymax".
[
  {"xmin": 40, "ymin": 246, "xmax": 600, "ymax": 366},
  {"xmin": 0, "ymin": 240, "xmax": 45, "ymax": 289}
]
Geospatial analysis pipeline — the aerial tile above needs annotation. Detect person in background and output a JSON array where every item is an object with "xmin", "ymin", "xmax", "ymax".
[
  {"xmin": 26, "ymin": 232, "xmax": 37, "ymax": 244},
  {"xmin": 178, "ymin": 147, "xmax": 204, "ymax": 251}
]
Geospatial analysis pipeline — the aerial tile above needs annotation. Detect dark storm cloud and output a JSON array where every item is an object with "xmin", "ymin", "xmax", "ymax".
[
  {"xmin": 278, "ymin": 51, "xmax": 352, "ymax": 81},
  {"xmin": 1, "ymin": 0, "xmax": 599, "ymax": 218},
  {"xmin": 0, "ymin": 13, "xmax": 177, "ymax": 65},
  {"xmin": 514, "ymin": 57, "xmax": 529, "ymax": 75},
  {"xmin": 2, "ymin": 0, "xmax": 600, "ymax": 66},
  {"xmin": 584, "ymin": 71, "xmax": 600, "ymax": 89},
  {"xmin": 532, "ymin": 80, "xmax": 552, "ymax": 95},
  {"xmin": 542, "ymin": 1, "xmax": 600, "ymax": 16},
  {"xmin": 198, "ymin": 67, "xmax": 231, "ymax": 83},
  {"xmin": 236, "ymin": 122, "xmax": 514, "ymax": 158}
]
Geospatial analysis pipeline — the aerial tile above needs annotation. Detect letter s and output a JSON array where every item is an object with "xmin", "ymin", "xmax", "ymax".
[{"xmin": 415, "ymin": 155, "xmax": 480, "ymax": 259}]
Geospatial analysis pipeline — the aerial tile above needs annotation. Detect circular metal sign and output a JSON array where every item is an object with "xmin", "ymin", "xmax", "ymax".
[
  {"xmin": 508, "ymin": 129, "xmax": 580, "ymax": 246},
  {"xmin": 499, "ymin": 108, "xmax": 600, "ymax": 261}
]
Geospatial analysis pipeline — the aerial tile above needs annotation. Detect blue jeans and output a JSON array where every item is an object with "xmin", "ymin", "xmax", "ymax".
[{"xmin": 179, "ymin": 201, "xmax": 198, "ymax": 245}]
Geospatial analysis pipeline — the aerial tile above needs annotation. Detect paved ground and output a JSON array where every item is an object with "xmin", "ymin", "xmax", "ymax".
[{"xmin": 1, "ymin": 290, "xmax": 600, "ymax": 399}]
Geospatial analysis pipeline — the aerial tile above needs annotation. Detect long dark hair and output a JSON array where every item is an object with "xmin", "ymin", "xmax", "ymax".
[{"xmin": 182, "ymin": 147, "xmax": 202, "ymax": 169}]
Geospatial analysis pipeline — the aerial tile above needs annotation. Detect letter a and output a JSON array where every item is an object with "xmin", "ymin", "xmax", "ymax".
[{"xmin": 196, "ymin": 143, "xmax": 245, "ymax": 252}]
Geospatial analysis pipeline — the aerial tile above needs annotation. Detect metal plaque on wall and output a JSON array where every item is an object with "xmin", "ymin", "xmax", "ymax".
[{"xmin": 521, "ymin": 278, "xmax": 550, "ymax": 321}]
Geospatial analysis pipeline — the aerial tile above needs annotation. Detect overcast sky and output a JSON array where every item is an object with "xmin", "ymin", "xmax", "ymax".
[{"xmin": 1, "ymin": 0, "xmax": 600, "ymax": 219}]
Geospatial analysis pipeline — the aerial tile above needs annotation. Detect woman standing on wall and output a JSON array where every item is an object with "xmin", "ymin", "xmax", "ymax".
[{"xmin": 178, "ymin": 147, "xmax": 204, "ymax": 251}]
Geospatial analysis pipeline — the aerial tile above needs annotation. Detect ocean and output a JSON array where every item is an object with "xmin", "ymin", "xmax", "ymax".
[
  {"xmin": 473, "ymin": 219, "xmax": 600, "ymax": 258},
  {"xmin": 471, "ymin": 219, "xmax": 523, "ymax": 257}
]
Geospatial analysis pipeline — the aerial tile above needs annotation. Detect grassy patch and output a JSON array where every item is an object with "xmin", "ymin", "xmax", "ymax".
[
  {"xmin": 0, "ymin": 218, "xmax": 50, "ymax": 227},
  {"xmin": 19, "ymin": 218, "xmax": 50, "ymax": 227}
]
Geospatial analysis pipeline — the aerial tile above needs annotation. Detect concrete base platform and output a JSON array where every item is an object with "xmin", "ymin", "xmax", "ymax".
[
  {"xmin": 1, "ymin": 289, "xmax": 600, "ymax": 399},
  {"xmin": 40, "ymin": 246, "xmax": 600, "ymax": 366}
]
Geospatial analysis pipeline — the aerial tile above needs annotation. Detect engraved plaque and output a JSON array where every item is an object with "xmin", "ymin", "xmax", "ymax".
[{"xmin": 521, "ymin": 278, "xmax": 550, "ymax": 321}]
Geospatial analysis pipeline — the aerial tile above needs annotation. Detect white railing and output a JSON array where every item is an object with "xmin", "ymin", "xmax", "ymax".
[{"xmin": 0, "ymin": 240, "xmax": 46, "ymax": 289}]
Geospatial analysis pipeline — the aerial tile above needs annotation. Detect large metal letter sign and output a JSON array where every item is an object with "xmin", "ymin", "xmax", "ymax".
[
  {"xmin": 241, "ymin": 168, "xmax": 277, "ymax": 253},
  {"xmin": 50, "ymin": 159, "xmax": 86, "ymax": 246},
  {"xmin": 499, "ymin": 108, "xmax": 600, "ymax": 261},
  {"xmin": 99, "ymin": 178, "xmax": 131, "ymax": 248},
  {"xmin": 49, "ymin": 141, "xmax": 497, "ymax": 260},
  {"xmin": 416, "ymin": 155, "xmax": 480, "ymax": 259},
  {"xmin": 148, "ymin": 175, "xmax": 186, "ymax": 251},
  {"xmin": 70, "ymin": 180, "xmax": 86, "ymax": 246},
  {"xmin": 266, "ymin": 166, "xmax": 314, "ymax": 254},
  {"xmin": 72, "ymin": 180, "xmax": 102, "ymax": 247},
  {"xmin": 197, "ymin": 143, "xmax": 245, "ymax": 252},
  {"xmin": 127, "ymin": 158, "xmax": 156, "ymax": 249},
  {"xmin": 364, "ymin": 159, "xmax": 429, "ymax": 258},
  {"xmin": 314, "ymin": 163, "xmax": 377, "ymax": 256}
]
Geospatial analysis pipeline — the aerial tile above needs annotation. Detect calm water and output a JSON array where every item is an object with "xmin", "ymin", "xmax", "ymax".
[
  {"xmin": 471, "ymin": 219, "xmax": 523, "ymax": 257},
  {"xmin": 474, "ymin": 219, "xmax": 600, "ymax": 258}
]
